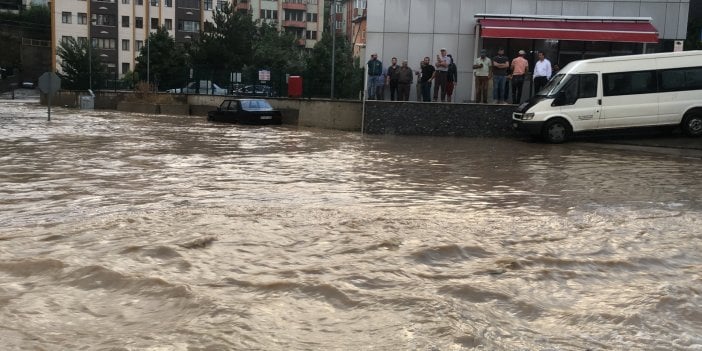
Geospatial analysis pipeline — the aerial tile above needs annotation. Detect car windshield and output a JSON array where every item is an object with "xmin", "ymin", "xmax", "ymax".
[
  {"xmin": 537, "ymin": 73, "xmax": 569, "ymax": 97},
  {"xmin": 240, "ymin": 100, "xmax": 273, "ymax": 111}
]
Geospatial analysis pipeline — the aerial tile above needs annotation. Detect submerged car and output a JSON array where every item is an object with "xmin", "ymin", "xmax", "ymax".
[{"xmin": 207, "ymin": 99, "xmax": 282, "ymax": 125}]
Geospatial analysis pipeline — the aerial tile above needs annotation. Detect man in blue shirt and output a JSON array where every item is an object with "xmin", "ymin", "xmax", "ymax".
[{"xmin": 367, "ymin": 53, "xmax": 383, "ymax": 100}]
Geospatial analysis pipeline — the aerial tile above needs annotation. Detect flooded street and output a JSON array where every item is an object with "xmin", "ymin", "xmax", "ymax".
[{"xmin": 1, "ymin": 101, "xmax": 701, "ymax": 350}]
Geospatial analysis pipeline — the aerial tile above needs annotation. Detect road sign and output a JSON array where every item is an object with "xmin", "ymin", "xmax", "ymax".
[
  {"xmin": 258, "ymin": 70, "xmax": 270, "ymax": 81},
  {"xmin": 38, "ymin": 72, "xmax": 61, "ymax": 94}
]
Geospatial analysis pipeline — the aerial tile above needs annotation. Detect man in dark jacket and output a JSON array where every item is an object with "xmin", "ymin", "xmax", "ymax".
[
  {"xmin": 397, "ymin": 60, "xmax": 414, "ymax": 101},
  {"xmin": 386, "ymin": 57, "xmax": 400, "ymax": 101}
]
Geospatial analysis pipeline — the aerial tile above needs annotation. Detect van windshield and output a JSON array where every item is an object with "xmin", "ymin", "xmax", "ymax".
[{"xmin": 537, "ymin": 73, "xmax": 569, "ymax": 97}]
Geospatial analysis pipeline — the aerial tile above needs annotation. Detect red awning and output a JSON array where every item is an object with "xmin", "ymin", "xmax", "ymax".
[{"xmin": 479, "ymin": 18, "xmax": 659, "ymax": 43}]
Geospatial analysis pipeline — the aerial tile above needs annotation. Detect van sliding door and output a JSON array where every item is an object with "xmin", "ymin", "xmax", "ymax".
[{"xmin": 601, "ymin": 70, "xmax": 658, "ymax": 128}]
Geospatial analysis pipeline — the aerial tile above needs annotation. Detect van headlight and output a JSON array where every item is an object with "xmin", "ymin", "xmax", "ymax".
[{"xmin": 522, "ymin": 112, "xmax": 535, "ymax": 120}]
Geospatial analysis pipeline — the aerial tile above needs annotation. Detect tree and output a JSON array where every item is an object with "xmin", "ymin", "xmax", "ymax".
[
  {"xmin": 56, "ymin": 37, "xmax": 107, "ymax": 90},
  {"xmin": 190, "ymin": 2, "xmax": 257, "ymax": 85},
  {"xmin": 134, "ymin": 27, "xmax": 189, "ymax": 91},
  {"xmin": 305, "ymin": 31, "xmax": 363, "ymax": 99}
]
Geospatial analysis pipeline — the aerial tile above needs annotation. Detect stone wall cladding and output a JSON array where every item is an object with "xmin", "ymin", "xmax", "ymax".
[{"xmin": 363, "ymin": 101, "xmax": 518, "ymax": 137}]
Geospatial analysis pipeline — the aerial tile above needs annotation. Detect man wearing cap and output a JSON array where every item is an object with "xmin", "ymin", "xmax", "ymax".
[
  {"xmin": 433, "ymin": 48, "xmax": 451, "ymax": 102},
  {"xmin": 492, "ymin": 48, "xmax": 510, "ymax": 104},
  {"xmin": 510, "ymin": 50, "xmax": 529, "ymax": 104},
  {"xmin": 472, "ymin": 49, "xmax": 491, "ymax": 103},
  {"xmin": 366, "ymin": 53, "xmax": 383, "ymax": 100}
]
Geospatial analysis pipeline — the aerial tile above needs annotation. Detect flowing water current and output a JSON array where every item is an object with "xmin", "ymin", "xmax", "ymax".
[{"xmin": 1, "ymin": 102, "xmax": 701, "ymax": 350}]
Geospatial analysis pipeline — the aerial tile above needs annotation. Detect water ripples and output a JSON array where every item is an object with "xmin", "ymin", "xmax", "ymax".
[{"xmin": 1, "ymin": 103, "xmax": 701, "ymax": 349}]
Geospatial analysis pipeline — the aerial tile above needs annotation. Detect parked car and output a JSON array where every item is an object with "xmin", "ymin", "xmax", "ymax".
[
  {"xmin": 167, "ymin": 80, "xmax": 227, "ymax": 95},
  {"xmin": 233, "ymin": 84, "xmax": 276, "ymax": 97},
  {"xmin": 207, "ymin": 99, "xmax": 282, "ymax": 125},
  {"xmin": 21, "ymin": 81, "xmax": 35, "ymax": 89}
]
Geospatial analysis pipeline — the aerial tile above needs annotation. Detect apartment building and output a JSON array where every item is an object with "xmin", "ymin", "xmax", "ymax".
[
  {"xmin": 330, "ymin": 0, "xmax": 366, "ymax": 57},
  {"xmin": 235, "ymin": 0, "xmax": 323, "ymax": 48},
  {"xmin": 51, "ymin": 0, "xmax": 324, "ymax": 79}
]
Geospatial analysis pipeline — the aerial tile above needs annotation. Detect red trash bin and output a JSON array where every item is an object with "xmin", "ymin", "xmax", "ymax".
[{"xmin": 288, "ymin": 76, "xmax": 302, "ymax": 98}]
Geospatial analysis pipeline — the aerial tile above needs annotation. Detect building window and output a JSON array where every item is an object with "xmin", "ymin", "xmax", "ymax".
[
  {"xmin": 178, "ymin": 20, "xmax": 200, "ymax": 32},
  {"xmin": 164, "ymin": 18, "xmax": 172, "ymax": 30},
  {"xmin": 136, "ymin": 40, "xmax": 143, "ymax": 51},
  {"xmin": 136, "ymin": 0, "xmax": 143, "ymax": 5},
  {"xmin": 204, "ymin": 0, "xmax": 212, "ymax": 10},
  {"xmin": 308, "ymin": 0, "xmax": 317, "ymax": 4},
  {"xmin": 305, "ymin": 30, "xmax": 317, "ymax": 40},
  {"xmin": 61, "ymin": 35, "xmax": 72, "ymax": 44},
  {"xmin": 92, "ymin": 38, "xmax": 117, "ymax": 50},
  {"xmin": 335, "ymin": 2, "xmax": 343, "ymax": 12},
  {"xmin": 260, "ymin": 9, "xmax": 277, "ymax": 20},
  {"xmin": 62, "ymin": 12, "xmax": 71, "ymax": 24},
  {"xmin": 286, "ymin": 27, "xmax": 303, "ymax": 39},
  {"xmin": 122, "ymin": 16, "xmax": 129, "ymax": 27},
  {"xmin": 122, "ymin": 0, "xmax": 130, "ymax": 4},
  {"xmin": 284, "ymin": 10, "xmax": 303, "ymax": 22},
  {"xmin": 122, "ymin": 62, "xmax": 130, "ymax": 74},
  {"xmin": 354, "ymin": 0, "xmax": 366, "ymax": 9},
  {"xmin": 150, "ymin": 0, "xmax": 159, "ymax": 5},
  {"xmin": 77, "ymin": 13, "xmax": 87, "ymax": 25},
  {"xmin": 306, "ymin": 13, "xmax": 317, "ymax": 22},
  {"xmin": 151, "ymin": 18, "xmax": 158, "ymax": 29},
  {"xmin": 92, "ymin": 14, "xmax": 116, "ymax": 26},
  {"xmin": 165, "ymin": 0, "xmax": 172, "ymax": 7},
  {"xmin": 135, "ymin": 17, "xmax": 143, "ymax": 28},
  {"xmin": 77, "ymin": 37, "xmax": 88, "ymax": 45},
  {"xmin": 122, "ymin": 39, "xmax": 130, "ymax": 51}
]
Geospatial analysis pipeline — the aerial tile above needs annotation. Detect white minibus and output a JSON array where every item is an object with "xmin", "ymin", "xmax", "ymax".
[{"xmin": 512, "ymin": 50, "xmax": 702, "ymax": 143}]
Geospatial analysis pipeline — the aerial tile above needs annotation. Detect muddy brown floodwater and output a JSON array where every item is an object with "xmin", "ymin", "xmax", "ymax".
[{"xmin": 1, "ymin": 102, "xmax": 701, "ymax": 350}]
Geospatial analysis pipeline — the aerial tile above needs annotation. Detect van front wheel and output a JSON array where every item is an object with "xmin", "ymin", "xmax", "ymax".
[
  {"xmin": 682, "ymin": 113, "xmax": 702, "ymax": 137},
  {"xmin": 541, "ymin": 118, "xmax": 572, "ymax": 143}
]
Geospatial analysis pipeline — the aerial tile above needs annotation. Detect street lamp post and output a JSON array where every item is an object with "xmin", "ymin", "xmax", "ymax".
[
  {"xmin": 330, "ymin": 0, "xmax": 338, "ymax": 99},
  {"xmin": 147, "ymin": 37, "xmax": 150, "ymax": 90}
]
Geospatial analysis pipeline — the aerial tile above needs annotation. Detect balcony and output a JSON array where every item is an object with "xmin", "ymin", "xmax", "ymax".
[
  {"xmin": 282, "ymin": 1, "xmax": 306, "ymax": 11},
  {"xmin": 283, "ymin": 20, "xmax": 306, "ymax": 28},
  {"xmin": 235, "ymin": 1, "xmax": 249, "ymax": 11}
]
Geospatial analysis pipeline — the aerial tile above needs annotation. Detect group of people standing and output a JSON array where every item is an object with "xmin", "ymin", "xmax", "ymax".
[
  {"xmin": 473, "ymin": 48, "xmax": 553, "ymax": 104},
  {"xmin": 366, "ymin": 48, "xmax": 458, "ymax": 102},
  {"xmin": 367, "ymin": 48, "xmax": 555, "ymax": 104}
]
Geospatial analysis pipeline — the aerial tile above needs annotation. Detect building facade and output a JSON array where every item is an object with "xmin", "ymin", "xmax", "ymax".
[
  {"xmin": 51, "ymin": 0, "xmax": 324, "ymax": 80},
  {"xmin": 366, "ymin": 0, "xmax": 690, "ymax": 103}
]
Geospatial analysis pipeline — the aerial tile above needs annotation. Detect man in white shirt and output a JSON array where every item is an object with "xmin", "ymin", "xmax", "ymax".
[{"xmin": 533, "ymin": 51, "xmax": 552, "ymax": 95}]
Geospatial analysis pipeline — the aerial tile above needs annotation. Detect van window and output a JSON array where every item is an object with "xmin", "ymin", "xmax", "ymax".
[
  {"xmin": 603, "ymin": 70, "xmax": 657, "ymax": 96},
  {"xmin": 578, "ymin": 74, "xmax": 597, "ymax": 98},
  {"xmin": 659, "ymin": 67, "xmax": 702, "ymax": 92}
]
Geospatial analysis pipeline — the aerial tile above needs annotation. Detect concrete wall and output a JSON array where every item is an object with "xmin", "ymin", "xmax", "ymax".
[
  {"xmin": 40, "ymin": 91, "xmax": 519, "ymax": 137},
  {"xmin": 363, "ymin": 100, "xmax": 517, "ymax": 137}
]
